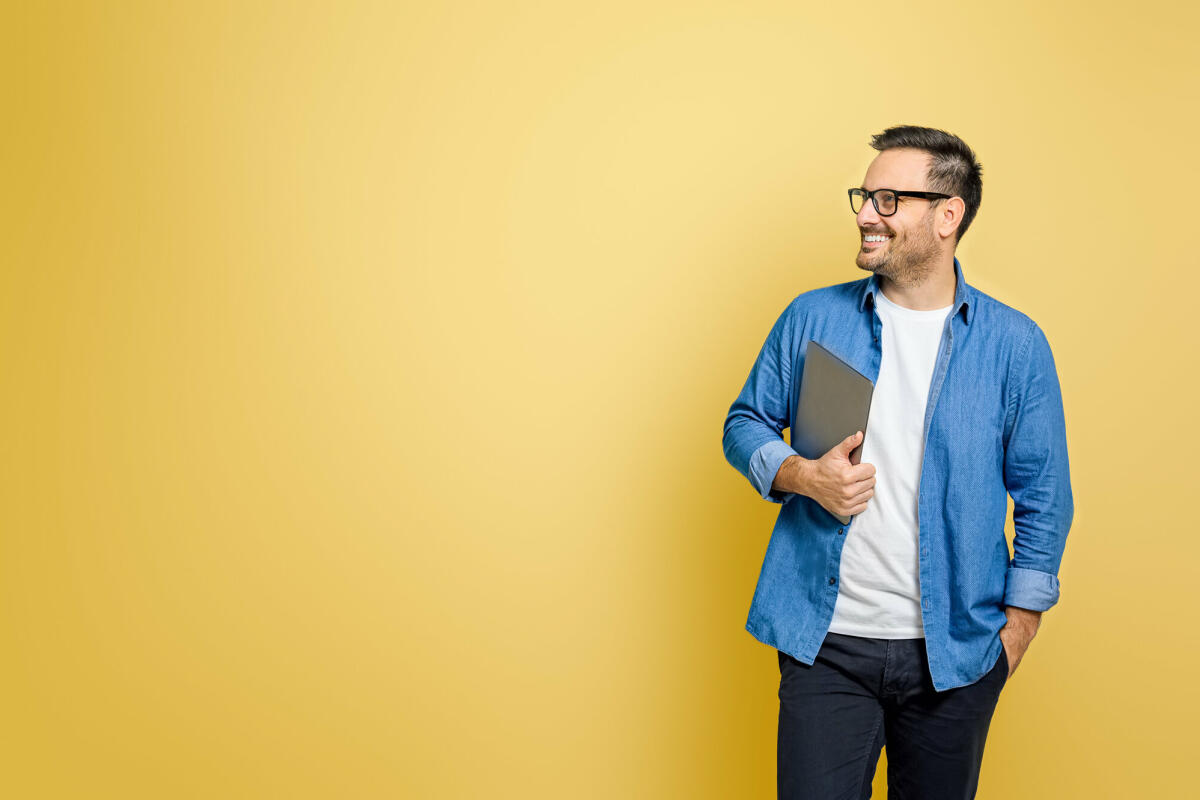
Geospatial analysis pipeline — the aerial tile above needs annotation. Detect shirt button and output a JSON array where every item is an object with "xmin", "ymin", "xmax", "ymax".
[
  {"xmin": 838, "ymin": 527, "xmax": 844, "ymax": 535},
  {"xmin": 829, "ymin": 577, "xmax": 836, "ymax": 585}
]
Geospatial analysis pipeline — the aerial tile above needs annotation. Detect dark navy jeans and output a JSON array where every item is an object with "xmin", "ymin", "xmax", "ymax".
[{"xmin": 777, "ymin": 632, "xmax": 1008, "ymax": 799}]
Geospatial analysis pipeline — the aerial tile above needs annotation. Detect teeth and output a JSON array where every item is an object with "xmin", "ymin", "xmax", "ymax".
[{"xmin": 864, "ymin": 235, "xmax": 891, "ymax": 242}]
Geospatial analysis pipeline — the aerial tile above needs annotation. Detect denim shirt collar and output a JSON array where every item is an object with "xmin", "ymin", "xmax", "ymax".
[{"xmin": 858, "ymin": 255, "xmax": 974, "ymax": 325}]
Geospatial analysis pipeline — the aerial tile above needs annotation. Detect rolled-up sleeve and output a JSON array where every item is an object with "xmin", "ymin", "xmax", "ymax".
[
  {"xmin": 723, "ymin": 299, "xmax": 799, "ymax": 504},
  {"xmin": 750, "ymin": 439, "xmax": 801, "ymax": 503},
  {"xmin": 1002, "ymin": 322, "xmax": 1075, "ymax": 611}
]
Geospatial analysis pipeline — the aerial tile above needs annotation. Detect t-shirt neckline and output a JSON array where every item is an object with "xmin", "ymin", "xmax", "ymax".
[{"xmin": 875, "ymin": 288, "xmax": 953, "ymax": 320}]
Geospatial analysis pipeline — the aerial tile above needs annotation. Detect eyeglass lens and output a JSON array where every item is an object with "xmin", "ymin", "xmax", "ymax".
[{"xmin": 851, "ymin": 189, "xmax": 897, "ymax": 215}]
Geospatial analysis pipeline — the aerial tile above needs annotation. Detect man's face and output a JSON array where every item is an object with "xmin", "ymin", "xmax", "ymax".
[{"xmin": 854, "ymin": 147, "xmax": 943, "ymax": 284}]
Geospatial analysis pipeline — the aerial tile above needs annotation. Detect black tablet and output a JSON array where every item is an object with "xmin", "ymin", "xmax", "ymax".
[{"xmin": 791, "ymin": 340, "xmax": 875, "ymax": 523}]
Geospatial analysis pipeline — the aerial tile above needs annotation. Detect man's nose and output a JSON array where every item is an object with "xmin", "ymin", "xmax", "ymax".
[{"xmin": 856, "ymin": 198, "xmax": 882, "ymax": 228}]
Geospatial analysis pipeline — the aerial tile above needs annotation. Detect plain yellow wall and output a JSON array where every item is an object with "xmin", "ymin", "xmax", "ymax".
[{"xmin": 5, "ymin": 1, "xmax": 1198, "ymax": 797}]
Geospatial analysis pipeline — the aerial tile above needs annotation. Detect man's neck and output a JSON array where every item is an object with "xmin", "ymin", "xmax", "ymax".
[{"xmin": 878, "ymin": 254, "xmax": 957, "ymax": 311}]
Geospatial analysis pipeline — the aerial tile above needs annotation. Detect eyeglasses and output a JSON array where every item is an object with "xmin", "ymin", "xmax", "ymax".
[{"xmin": 848, "ymin": 188, "xmax": 951, "ymax": 216}]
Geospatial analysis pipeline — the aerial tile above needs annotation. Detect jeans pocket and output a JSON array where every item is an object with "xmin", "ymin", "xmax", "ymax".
[{"xmin": 996, "ymin": 645, "xmax": 1010, "ymax": 685}]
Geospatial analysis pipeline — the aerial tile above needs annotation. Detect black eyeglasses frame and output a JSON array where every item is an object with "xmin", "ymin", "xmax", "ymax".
[{"xmin": 848, "ymin": 188, "xmax": 951, "ymax": 216}]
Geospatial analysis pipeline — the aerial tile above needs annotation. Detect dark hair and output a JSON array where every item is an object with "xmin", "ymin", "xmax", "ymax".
[{"xmin": 869, "ymin": 125, "xmax": 983, "ymax": 244}]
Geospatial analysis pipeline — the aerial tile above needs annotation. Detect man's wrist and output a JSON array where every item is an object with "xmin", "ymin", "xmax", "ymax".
[
  {"xmin": 774, "ymin": 455, "xmax": 812, "ymax": 497},
  {"xmin": 1003, "ymin": 605, "xmax": 1043, "ymax": 633}
]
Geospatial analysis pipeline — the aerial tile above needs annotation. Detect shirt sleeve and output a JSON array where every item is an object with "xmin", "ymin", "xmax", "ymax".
[
  {"xmin": 1002, "ymin": 322, "xmax": 1075, "ymax": 612},
  {"xmin": 750, "ymin": 439, "xmax": 801, "ymax": 503},
  {"xmin": 723, "ymin": 298, "xmax": 799, "ymax": 504}
]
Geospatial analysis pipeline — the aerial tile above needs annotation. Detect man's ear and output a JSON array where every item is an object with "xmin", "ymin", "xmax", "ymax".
[{"xmin": 938, "ymin": 197, "xmax": 966, "ymax": 240}]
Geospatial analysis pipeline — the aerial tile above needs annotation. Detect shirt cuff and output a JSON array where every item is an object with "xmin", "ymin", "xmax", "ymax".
[
  {"xmin": 749, "ymin": 439, "xmax": 799, "ymax": 503},
  {"xmin": 1004, "ymin": 565, "xmax": 1061, "ymax": 612}
]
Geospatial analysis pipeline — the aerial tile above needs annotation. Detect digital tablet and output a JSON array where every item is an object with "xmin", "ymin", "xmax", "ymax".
[{"xmin": 791, "ymin": 340, "xmax": 875, "ymax": 524}]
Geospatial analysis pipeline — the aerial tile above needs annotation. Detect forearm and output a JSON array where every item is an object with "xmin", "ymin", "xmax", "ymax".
[
  {"xmin": 999, "ymin": 605, "xmax": 1043, "ymax": 678},
  {"xmin": 1003, "ymin": 605, "xmax": 1043, "ymax": 633},
  {"xmin": 771, "ymin": 454, "xmax": 814, "ymax": 498}
]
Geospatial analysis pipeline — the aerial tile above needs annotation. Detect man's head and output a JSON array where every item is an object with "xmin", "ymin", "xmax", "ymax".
[{"xmin": 853, "ymin": 125, "xmax": 983, "ymax": 284}]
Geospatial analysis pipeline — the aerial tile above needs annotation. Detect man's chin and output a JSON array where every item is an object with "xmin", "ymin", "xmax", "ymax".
[
  {"xmin": 855, "ymin": 255, "xmax": 882, "ymax": 272},
  {"xmin": 856, "ymin": 258, "xmax": 902, "ymax": 283}
]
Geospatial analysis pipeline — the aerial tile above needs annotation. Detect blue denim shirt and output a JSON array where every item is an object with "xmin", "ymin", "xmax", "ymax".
[{"xmin": 722, "ymin": 257, "xmax": 1074, "ymax": 691}]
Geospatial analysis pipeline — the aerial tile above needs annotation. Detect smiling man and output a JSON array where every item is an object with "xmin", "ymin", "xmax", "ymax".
[{"xmin": 722, "ymin": 125, "xmax": 1074, "ymax": 799}]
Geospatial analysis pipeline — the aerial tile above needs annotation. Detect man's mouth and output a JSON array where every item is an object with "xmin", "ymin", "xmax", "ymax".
[{"xmin": 862, "ymin": 233, "xmax": 893, "ymax": 249}]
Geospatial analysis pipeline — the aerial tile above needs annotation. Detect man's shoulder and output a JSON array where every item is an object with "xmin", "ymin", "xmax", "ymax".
[
  {"xmin": 784, "ymin": 276, "xmax": 869, "ymax": 315},
  {"xmin": 966, "ymin": 284, "xmax": 1042, "ymax": 343}
]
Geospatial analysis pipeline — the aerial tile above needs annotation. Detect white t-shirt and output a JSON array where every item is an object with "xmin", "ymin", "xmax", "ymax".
[{"xmin": 827, "ymin": 288, "xmax": 952, "ymax": 639}]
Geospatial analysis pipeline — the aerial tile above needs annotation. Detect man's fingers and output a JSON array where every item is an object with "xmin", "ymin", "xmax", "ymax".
[
  {"xmin": 848, "ymin": 474, "xmax": 876, "ymax": 493},
  {"xmin": 846, "ymin": 485, "xmax": 874, "ymax": 506},
  {"xmin": 837, "ymin": 474, "xmax": 875, "ymax": 500},
  {"xmin": 848, "ymin": 462, "xmax": 876, "ymax": 481},
  {"xmin": 846, "ymin": 499, "xmax": 870, "ymax": 516},
  {"xmin": 829, "ymin": 484, "xmax": 874, "ymax": 516}
]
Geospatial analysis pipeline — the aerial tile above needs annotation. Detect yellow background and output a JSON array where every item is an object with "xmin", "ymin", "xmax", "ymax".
[{"xmin": 5, "ymin": 1, "xmax": 1198, "ymax": 797}]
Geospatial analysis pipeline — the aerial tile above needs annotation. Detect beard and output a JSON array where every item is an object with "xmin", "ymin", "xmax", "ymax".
[{"xmin": 855, "ymin": 210, "xmax": 940, "ymax": 286}]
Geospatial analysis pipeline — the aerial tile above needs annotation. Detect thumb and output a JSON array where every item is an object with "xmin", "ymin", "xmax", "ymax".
[{"xmin": 839, "ymin": 430, "xmax": 863, "ymax": 456}]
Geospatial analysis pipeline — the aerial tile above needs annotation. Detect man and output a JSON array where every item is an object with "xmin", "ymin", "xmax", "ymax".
[{"xmin": 721, "ymin": 125, "xmax": 1074, "ymax": 799}]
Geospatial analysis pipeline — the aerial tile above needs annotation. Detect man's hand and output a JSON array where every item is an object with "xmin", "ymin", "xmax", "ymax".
[
  {"xmin": 776, "ymin": 430, "xmax": 876, "ymax": 519},
  {"xmin": 999, "ymin": 606, "xmax": 1042, "ymax": 679}
]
